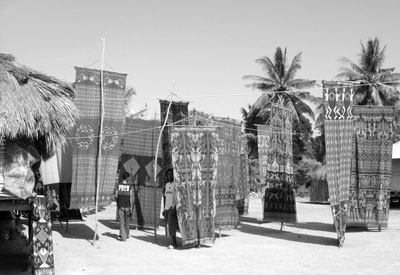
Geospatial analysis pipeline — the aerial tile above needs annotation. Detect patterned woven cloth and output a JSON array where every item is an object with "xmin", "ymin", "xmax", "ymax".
[
  {"xmin": 170, "ymin": 127, "xmax": 219, "ymax": 248},
  {"xmin": 32, "ymin": 196, "xmax": 54, "ymax": 275},
  {"xmin": 159, "ymin": 100, "xmax": 189, "ymax": 173},
  {"xmin": 237, "ymin": 135, "xmax": 250, "ymax": 215},
  {"xmin": 120, "ymin": 118, "xmax": 163, "ymax": 228},
  {"xmin": 257, "ymin": 124, "xmax": 270, "ymax": 188},
  {"xmin": 347, "ymin": 106, "xmax": 394, "ymax": 229},
  {"xmin": 130, "ymin": 185, "xmax": 163, "ymax": 228},
  {"xmin": 259, "ymin": 104, "xmax": 297, "ymax": 223},
  {"xmin": 70, "ymin": 67, "xmax": 126, "ymax": 208},
  {"xmin": 212, "ymin": 118, "xmax": 240, "ymax": 229},
  {"xmin": 323, "ymin": 81, "xmax": 354, "ymax": 246}
]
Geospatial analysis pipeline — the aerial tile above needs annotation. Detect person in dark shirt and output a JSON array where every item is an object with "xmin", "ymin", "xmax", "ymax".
[{"xmin": 114, "ymin": 172, "xmax": 133, "ymax": 242}]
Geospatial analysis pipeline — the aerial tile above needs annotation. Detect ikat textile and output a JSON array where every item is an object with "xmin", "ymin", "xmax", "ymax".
[
  {"xmin": 130, "ymin": 185, "xmax": 163, "ymax": 228},
  {"xmin": 261, "ymin": 105, "xmax": 297, "ymax": 223},
  {"xmin": 237, "ymin": 135, "xmax": 250, "ymax": 215},
  {"xmin": 160, "ymin": 100, "xmax": 189, "ymax": 173},
  {"xmin": 323, "ymin": 81, "xmax": 354, "ymax": 246},
  {"xmin": 323, "ymin": 83, "xmax": 354, "ymax": 206},
  {"xmin": 256, "ymin": 124, "xmax": 270, "ymax": 188},
  {"xmin": 348, "ymin": 106, "xmax": 394, "ymax": 229},
  {"xmin": 70, "ymin": 67, "xmax": 126, "ymax": 208},
  {"xmin": 32, "ymin": 196, "xmax": 54, "ymax": 275},
  {"xmin": 120, "ymin": 118, "xmax": 164, "ymax": 227},
  {"xmin": 170, "ymin": 127, "xmax": 219, "ymax": 247},
  {"xmin": 212, "ymin": 118, "xmax": 241, "ymax": 229}
]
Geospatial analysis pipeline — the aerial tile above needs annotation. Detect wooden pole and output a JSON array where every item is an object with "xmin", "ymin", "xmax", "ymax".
[
  {"xmin": 153, "ymin": 96, "xmax": 173, "ymax": 243},
  {"xmin": 93, "ymin": 38, "xmax": 106, "ymax": 245}
]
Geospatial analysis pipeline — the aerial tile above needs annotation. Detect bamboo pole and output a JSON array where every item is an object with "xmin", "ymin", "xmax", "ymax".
[
  {"xmin": 93, "ymin": 38, "xmax": 106, "ymax": 245},
  {"xmin": 153, "ymin": 96, "xmax": 173, "ymax": 243}
]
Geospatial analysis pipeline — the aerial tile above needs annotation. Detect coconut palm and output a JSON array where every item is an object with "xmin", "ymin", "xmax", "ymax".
[
  {"xmin": 336, "ymin": 37, "xmax": 400, "ymax": 106},
  {"xmin": 242, "ymin": 47, "xmax": 317, "ymax": 121}
]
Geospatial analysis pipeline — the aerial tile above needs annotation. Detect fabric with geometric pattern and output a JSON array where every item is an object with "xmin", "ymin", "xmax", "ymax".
[
  {"xmin": 170, "ymin": 127, "xmax": 219, "ymax": 248},
  {"xmin": 70, "ymin": 67, "xmax": 126, "ymax": 208}
]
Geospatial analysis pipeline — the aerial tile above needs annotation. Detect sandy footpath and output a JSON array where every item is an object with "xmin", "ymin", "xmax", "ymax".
[{"xmin": 2, "ymin": 197, "xmax": 400, "ymax": 275}]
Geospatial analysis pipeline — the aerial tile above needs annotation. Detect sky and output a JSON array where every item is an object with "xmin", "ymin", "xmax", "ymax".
[{"xmin": 1, "ymin": 0, "xmax": 400, "ymax": 120}]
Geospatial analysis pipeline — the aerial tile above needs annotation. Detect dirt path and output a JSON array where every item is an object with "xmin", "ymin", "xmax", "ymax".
[{"xmin": 2, "ymin": 197, "xmax": 400, "ymax": 274}]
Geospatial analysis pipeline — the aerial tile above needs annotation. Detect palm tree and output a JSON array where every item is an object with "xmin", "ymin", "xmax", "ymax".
[
  {"xmin": 336, "ymin": 37, "xmax": 400, "ymax": 106},
  {"xmin": 242, "ymin": 47, "xmax": 317, "ymax": 121},
  {"xmin": 124, "ymin": 86, "xmax": 136, "ymax": 116}
]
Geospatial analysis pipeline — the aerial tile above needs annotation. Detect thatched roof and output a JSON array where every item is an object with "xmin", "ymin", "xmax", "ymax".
[{"xmin": 0, "ymin": 53, "xmax": 77, "ymax": 158}]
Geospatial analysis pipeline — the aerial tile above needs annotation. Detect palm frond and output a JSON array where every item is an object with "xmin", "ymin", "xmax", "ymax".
[
  {"xmin": 379, "ymin": 67, "xmax": 395, "ymax": 74},
  {"xmin": 283, "ymin": 52, "xmax": 302, "ymax": 84},
  {"xmin": 338, "ymin": 57, "xmax": 366, "ymax": 77},
  {"xmin": 244, "ymin": 82, "xmax": 277, "ymax": 91},
  {"xmin": 241, "ymin": 75, "xmax": 276, "ymax": 84},
  {"xmin": 255, "ymin": 57, "xmax": 280, "ymax": 84},
  {"xmin": 286, "ymin": 93, "xmax": 314, "ymax": 120},
  {"xmin": 287, "ymin": 79, "xmax": 316, "ymax": 90}
]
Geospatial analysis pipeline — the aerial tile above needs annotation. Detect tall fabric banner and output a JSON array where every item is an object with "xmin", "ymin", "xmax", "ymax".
[
  {"xmin": 159, "ymin": 100, "xmax": 189, "ymax": 173},
  {"xmin": 237, "ymin": 134, "xmax": 250, "ymax": 215},
  {"xmin": 323, "ymin": 81, "xmax": 354, "ymax": 246},
  {"xmin": 120, "ymin": 118, "xmax": 163, "ymax": 228},
  {"xmin": 32, "ymin": 196, "xmax": 54, "ymax": 275},
  {"xmin": 212, "ymin": 118, "xmax": 241, "ymax": 229},
  {"xmin": 348, "ymin": 106, "xmax": 394, "ymax": 229},
  {"xmin": 70, "ymin": 67, "xmax": 126, "ymax": 208},
  {"xmin": 170, "ymin": 127, "xmax": 219, "ymax": 247},
  {"xmin": 257, "ymin": 124, "xmax": 270, "ymax": 189},
  {"xmin": 261, "ymin": 104, "xmax": 297, "ymax": 223}
]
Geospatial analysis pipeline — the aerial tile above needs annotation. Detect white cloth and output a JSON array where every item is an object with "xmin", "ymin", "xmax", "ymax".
[{"xmin": 164, "ymin": 181, "xmax": 176, "ymax": 210}]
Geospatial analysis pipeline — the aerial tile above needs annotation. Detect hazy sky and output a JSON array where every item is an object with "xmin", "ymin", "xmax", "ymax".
[{"xmin": 1, "ymin": 0, "xmax": 399, "ymax": 120}]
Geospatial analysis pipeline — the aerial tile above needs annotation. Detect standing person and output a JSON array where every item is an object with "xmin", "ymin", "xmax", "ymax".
[
  {"xmin": 115, "ymin": 172, "xmax": 133, "ymax": 242},
  {"xmin": 164, "ymin": 168, "xmax": 178, "ymax": 248}
]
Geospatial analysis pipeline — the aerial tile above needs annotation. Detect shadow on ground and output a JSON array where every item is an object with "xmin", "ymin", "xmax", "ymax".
[
  {"xmin": 52, "ymin": 223, "xmax": 95, "ymax": 240},
  {"xmin": 237, "ymin": 222, "xmax": 338, "ymax": 247},
  {"xmin": 284, "ymin": 222, "xmax": 335, "ymax": 232}
]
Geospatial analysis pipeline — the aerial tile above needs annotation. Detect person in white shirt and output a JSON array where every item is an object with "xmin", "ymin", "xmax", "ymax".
[{"xmin": 163, "ymin": 168, "xmax": 178, "ymax": 248}]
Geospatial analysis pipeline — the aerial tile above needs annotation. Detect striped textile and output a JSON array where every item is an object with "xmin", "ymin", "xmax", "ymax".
[
  {"xmin": 70, "ymin": 67, "xmax": 126, "ymax": 208},
  {"xmin": 348, "ymin": 106, "xmax": 394, "ymax": 229},
  {"xmin": 256, "ymin": 124, "xmax": 270, "ymax": 189},
  {"xmin": 170, "ymin": 127, "xmax": 219, "ymax": 248},
  {"xmin": 130, "ymin": 185, "xmax": 163, "ymax": 228},
  {"xmin": 0, "ymin": 141, "xmax": 5, "ymax": 192},
  {"xmin": 159, "ymin": 100, "xmax": 189, "ymax": 173},
  {"xmin": 212, "ymin": 118, "xmax": 241, "ymax": 229},
  {"xmin": 261, "ymin": 104, "xmax": 297, "ymax": 223},
  {"xmin": 119, "ymin": 118, "xmax": 164, "ymax": 228},
  {"xmin": 323, "ymin": 81, "xmax": 354, "ymax": 246},
  {"xmin": 323, "ymin": 83, "xmax": 354, "ymax": 205},
  {"xmin": 123, "ymin": 118, "xmax": 162, "ymax": 157},
  {"xmin": 237, "ymin": 135, "xmax": 250, "ymax": 215}
]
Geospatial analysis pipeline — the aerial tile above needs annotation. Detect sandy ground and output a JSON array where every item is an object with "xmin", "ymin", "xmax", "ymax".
[{"xmin": 2, "ymin": 197, "xmax": 400, "ymax": 275}]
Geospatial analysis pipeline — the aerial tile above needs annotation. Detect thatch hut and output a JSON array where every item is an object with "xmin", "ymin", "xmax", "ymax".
[
  {"xmin": 0, "ymin": 53, "xmax": 77, "ymax": 273},
  {"xmin": 0, "ymin": 53, "xmax": 77, "ymax": 157}
]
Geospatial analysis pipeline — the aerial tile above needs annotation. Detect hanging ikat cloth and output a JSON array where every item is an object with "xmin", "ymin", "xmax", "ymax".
[
  {"xmin": 237, "ymin": 134, "xmax": 250, "ymax": 216},
  {"xmin": 32, "ymin": 195, "xmax": 54, "ymax": 275},
  {"xmin": 256, "ymin": 124, "xmax": 270, "ymax": 189},
  {"xmin": 170, "ymin": 127, "xmax": 219, "ymax": 248},
  {"xmin": 120, "ymin": 118, "xmax": 163, "ymax": 228},
  {"xmin": 261, "ymin": 104, "xmax": 297, "ymax": 223},
  {"xmin": 212, "ymin": 118, "xmax": 241, "ymax": 229},
  {"xmin": 70, "ymin": 67, "xmax": 126, "ymax": 208},
  {"xmin": 159, "ymin": 100, "xmax": 189, "ymax": 173},
  {"xmin": 347, "ymin": 106, "xmax": 394, "ymax": 229},
  {"xmin": 323, "ymin": 81, "xmax": 354, "ymax": 247}
]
